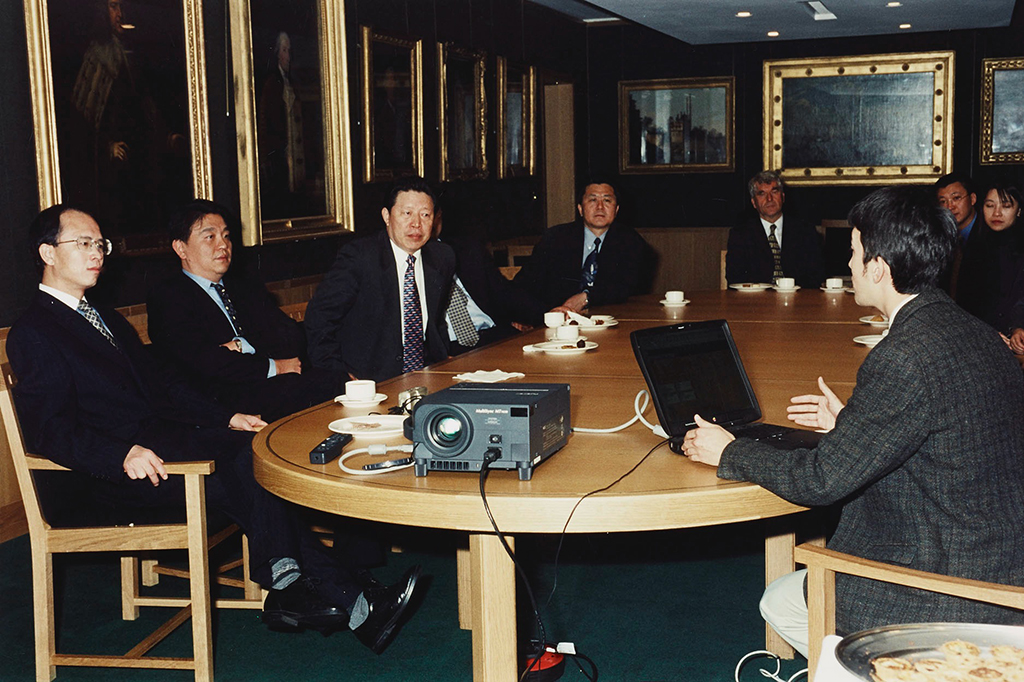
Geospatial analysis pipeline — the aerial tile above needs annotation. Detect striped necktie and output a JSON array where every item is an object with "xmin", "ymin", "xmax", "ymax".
[
  {"xmin": 402, "ymin": 255, "xmax": 425, "ymax": 372},
  {"xmin": 212, "ymin": 282, "xmax": 245, "ymax": 336},
  {"xmin": 77, "ymin": 299, "xmax": 118, "ymax": 349},
  {"xmin": 581, "ymin": 237, "xmax": 601, "ymax": 291},
  {"xmin": 767, "ymin": 224, "xmax": 784, "ymax": 283}
]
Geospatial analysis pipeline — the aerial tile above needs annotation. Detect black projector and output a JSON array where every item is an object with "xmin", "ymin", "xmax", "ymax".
[{"xmin": 406, "ymin": 383, "xmax": 571, "ymax": 480}]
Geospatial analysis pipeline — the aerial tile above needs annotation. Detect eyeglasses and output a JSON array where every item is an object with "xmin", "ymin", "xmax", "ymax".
[{"xmin": 55, "ymin": 237, "xmax": 113, "ymax": 255}]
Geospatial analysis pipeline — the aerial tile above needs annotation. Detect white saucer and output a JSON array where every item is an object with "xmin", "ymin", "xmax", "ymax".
[
  {"xmin": 730, "ymin": 283, "xmax": 772, "ymax": 292},
  {"xmin": 659, "ymin": 299, "xmax": 690, "ymax": 307},
  {"xmin": 328, "ymin": 414, "xmax": 407, "ymax": 437},
  {"xmin": 772, "ymin": 286, "xmax": 800, "ymax": 293},
  {"xmin": 858, "ymin": 315, "xmax": 889, "ymax": 328},
  {"xmin": 820, "ymin": 287, "xmax": 846, "ymax": 293},
  {"xmin": 334, "ymin": 393, "xmax": 388, "ymax": 408},
  {"xmin": 570, "ymin": 317, "xmax": 618, "ymax": 330},
  {"xmin": 534, "ymin": 340, "xmax": 598, "ymax": 355},
  {"xmin": 853, "ymin": 334, "xmax": 885, "ymax": 348}
]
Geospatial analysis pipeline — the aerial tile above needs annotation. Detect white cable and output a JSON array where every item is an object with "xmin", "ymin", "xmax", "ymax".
[
  {"xmin": 734, "ymin": 650, "xmax": 807, "ymax": 682},
  {"xmin": 338, "ymin": 443, "xmax": 415, "ymax": 475},
  {"xmin": 572, "ymin": 390, "xmax": 663, "ymax": 434}
]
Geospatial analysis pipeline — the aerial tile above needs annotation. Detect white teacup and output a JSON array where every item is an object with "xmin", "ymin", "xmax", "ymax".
[
  {"xmin": 554, "ymin": 325, "xmax": 580, "ymax": 341},
  {"xmin": 776, "ymin": 277, "xmax": 795, "ymax": 290},
  {"xmin": 825, "ymin": 277, "xmax": 844, "ymax": 290},
  {"xmin": 345, "ymin": 379, "xmax": 376, "ymax": 402},
  {"xmin": 665, "ymin": 290, "xmax": 685, "ymax": 303},
  {"xmin": 544, "ymin": 311, "xmax": 565, "ymax": 328}
]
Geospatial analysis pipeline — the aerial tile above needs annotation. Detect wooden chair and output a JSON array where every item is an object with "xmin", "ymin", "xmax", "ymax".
[
  {"xmin": 794, "ymin": 543, "xmax": 1024, "ymax": 680},
  {"xmin": 498, "ymin": 265, "xmax": 521, "ymax": 280},
  {"xmin": 720, "ymin": 249, "xmax": 728, "ymax": 290},
  {"xmin": 0, "ymin": 366, "xmax": 235, "ymax": 682}
]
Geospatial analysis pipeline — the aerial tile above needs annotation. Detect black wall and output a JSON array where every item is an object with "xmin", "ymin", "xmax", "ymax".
[{"xmin": 0, "ymin": 0, "xmax": 1020, "ymax": 326}]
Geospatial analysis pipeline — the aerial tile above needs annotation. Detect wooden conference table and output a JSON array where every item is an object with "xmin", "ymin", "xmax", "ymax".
[{"xmin": 252, "ymin": 288, "xmax": 876, "ymax": 681}]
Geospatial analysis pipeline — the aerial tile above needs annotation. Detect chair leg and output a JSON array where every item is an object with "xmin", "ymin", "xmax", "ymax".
[
  {"xmin": 32, "ymin": 542, "xmax": 55, "ymax": 682},
  {"xmin": 184, "ymin": 474, "xmax": 214, "ymax": 682},
  {"xmin": 241, "ymin": 534, "xmax": 263, "ymax": 603},
  {"xmin": 120, "ymin": 556, "xmax": 141, "ymax": 620},
  {"xmin": 805, "ymin": 565, "xmax": 836, "ymax": 682},
  {"xmin": 457, "ymin": 544, "xmax": 472, "ymax": 631}
]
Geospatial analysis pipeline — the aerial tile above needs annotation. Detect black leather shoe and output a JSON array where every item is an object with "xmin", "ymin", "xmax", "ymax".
[
  {"xmin": 262, "ymin": 577, "xmax": 349, "ymax": 632},
  {"xmin": 353, "ymin": 566, "xmax": 422, "ymax": 654}
]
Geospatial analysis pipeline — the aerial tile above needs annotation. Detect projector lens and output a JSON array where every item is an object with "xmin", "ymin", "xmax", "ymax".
[{"xmin": 434, "ymin": 416, "xmax": 463, "ymax": 443}]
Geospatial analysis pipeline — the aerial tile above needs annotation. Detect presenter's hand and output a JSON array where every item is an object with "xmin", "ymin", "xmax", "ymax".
[
  {"xmin": 109, "ymin": 141, "xmax": 130, "ymax": 162},
  {"xmin": 557, "ymin": 292, "xmax": 589, "ymax": 313},
  {"xmin": 1008, "ymin": 329, "xmax": 1024, "ymax": 354},
  {"xmin": 124, "ymin": 445, "xmax": 167, "ymax": 486},
  {"xmin": 787, "ymin": 376, "xmax": 844, "ymax": 432},
  {"xmin": 275, "ymin": 357, "xmax": 302, "ymax": 374},
  {"xmin": 230, "ymin": 413, "xmax": 267, "ymax": 431},
  {"xmin": 681, "ymin": 414, "xmax": 734, "ymax": 467}
]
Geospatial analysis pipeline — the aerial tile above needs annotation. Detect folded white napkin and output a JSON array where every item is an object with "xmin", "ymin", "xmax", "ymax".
[
  {"xmin": 452, "ymin": 370, "xmax": 526, "ymax": 383},
  {"xmin": 566, "ymin": 311, "xmax": 590, "ymax": 325}
]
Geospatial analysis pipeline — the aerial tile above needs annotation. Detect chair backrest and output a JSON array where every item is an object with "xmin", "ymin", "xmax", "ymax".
[
  {"xmin": 719, "ymin": 249, "xmax": 728, "ymax": 290},
  {"xmin": 0, "ymin": 363, "xmax": 62, "ymax": 538},
  {"xmin": 498, "ymin": 265, "xmax": 521, "ymax": 280}
]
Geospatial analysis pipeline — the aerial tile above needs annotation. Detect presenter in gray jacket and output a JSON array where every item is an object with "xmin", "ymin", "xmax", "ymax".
[{"xmin": 682, "ymin": 186, "xmax": 1024, "ymax": 655}]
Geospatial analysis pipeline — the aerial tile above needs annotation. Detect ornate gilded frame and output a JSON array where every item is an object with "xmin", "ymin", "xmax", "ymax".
[
  {"xmin": 980, "ymin": 57, "xmax": 1024, "ymax": 165},
  {"xmin": 229, "ymin": 0, "xmax": 354, "ymax": 245},
  {"xmin": 437, "ymin": 43, "xmax": 487, "ymax": 182},
  {"xmin": 496, "ymin": 57, "xmax": 535, "ymax": 179},
  {"xmin": 619, "ymin": 77, "xmax": 735, "ymax": 174},
  {"xmin": 763, "ymin": 52, "xmax": 955, "ymax": 186},
  {"xmin": 23, "ymin": 0, "xmax": 211, "ymax": 254},
  {"xmin": 360, "ymin": 27, "xmax": 424, "ymax": 184}
]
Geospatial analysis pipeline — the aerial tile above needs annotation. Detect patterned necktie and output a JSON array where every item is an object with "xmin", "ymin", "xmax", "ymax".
[
  {"xmin": 402, "ymin": 255, "xmax": 425, "ymax": 372},
  {"xmin": 446, "ymin": 281, "xmax": 479, "ymax": 348},
  {"xmin": 212, "ymin": 282, "xmax": 245, "ymax": 336},
  {"xmin": 767, "ymin": 225, "xmax": 784, "ymax": 283},
  {"xmin": 77, "ymin": 299, "xmax": 118, "ymax": 348},
  {"xmin": 581, "ymin": 237, "xmax": 601, "ymax": 291}
]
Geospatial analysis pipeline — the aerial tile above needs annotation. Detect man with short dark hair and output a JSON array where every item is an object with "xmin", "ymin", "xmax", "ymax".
[
  {"xmin": 683, "ymin": 186, "xmax": 1024, "ymax": 655},
  {"xmin": 514, "ymin": 180, "xmax": 652, "ymax": 316},
  {"xmin": 9, "ymin": 205, "xmax": 421, "ymax": 653},
  {"xmin": 935, "ymin": 172, "xmax": 979, "ymax": 296},
  {"xmin": 147, "ymin": 200, "xmax": 333, "ymax": 423},
  {"xmin": 726, "ymin": 170, "xmax": 825, "ymax": 288},
  {"xmin": 305, "ymin": 176, "xmax": 455, "ymax": 382}
]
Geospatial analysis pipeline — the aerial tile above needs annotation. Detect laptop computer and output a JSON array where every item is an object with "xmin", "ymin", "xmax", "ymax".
[{"xmin": 631, "ymin": 319, "xmax": 823, "ymax": 454}]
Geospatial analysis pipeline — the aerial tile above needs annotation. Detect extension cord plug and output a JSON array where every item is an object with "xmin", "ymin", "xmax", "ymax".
[{"xmin": 652, "ymin": 424, "xmax": 668, "ymax": 438}]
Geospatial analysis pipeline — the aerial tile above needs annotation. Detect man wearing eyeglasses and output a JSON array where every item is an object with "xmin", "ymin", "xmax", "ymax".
[
  {"xmin": 6, "ymin": 205, "xmax": 423, "ymax": 653},
  {"xmin": 935, "ymin": 173, "xmax": 978, "ymax": 297}
]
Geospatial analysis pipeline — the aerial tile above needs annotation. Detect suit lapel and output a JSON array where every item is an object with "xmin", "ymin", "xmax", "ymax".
[
  {"xmin": 37, "ymin": 293, "xmax": 126, "ymax": 363},
  {"xmin": 376, "ymin": 232, "xmax": 402, "ymax": 342},
  {"xmin": 182, "ymin": 272, "xmax": 238, "ymax": 341}
]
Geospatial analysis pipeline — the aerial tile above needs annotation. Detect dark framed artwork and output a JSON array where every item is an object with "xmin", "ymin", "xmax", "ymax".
[
  {"xmin": 24, "ymin": 0, "xmax": 211, "ymax": 255},
  {"xmin": 619, "ymin": 77, "xmax": 734, "ymax": 174},
  {"xmin": 230, "ymin": 0, "xmax": 353, "ymax": 245},
  {"xmin": 763, "ymin": 52, "xmax": 954, "ymax": 186},
  {"xmin": 361, "ymin": 27, "xmax": 423, "ymax": 184},
  {"xmin": 980, "ymin": 58, "xmax": 1024, "ymax": 165},
  {"xmin": 438, "ymin": 43, "xmax": 487, "ymax": 181},
  {"xmin": 497, "ymin": 57, "xmax": 535, "ymax": 179}
]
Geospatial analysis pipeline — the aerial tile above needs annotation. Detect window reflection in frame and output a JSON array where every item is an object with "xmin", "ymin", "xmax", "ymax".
[{"xmin": 438, "ymin": 43, "xmax": 487, "ymax": 182}]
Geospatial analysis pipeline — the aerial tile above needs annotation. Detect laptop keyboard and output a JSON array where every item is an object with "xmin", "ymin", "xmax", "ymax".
[{"xmin": 728, "ymin": 422, "xmax": 790, "ymax": 441}]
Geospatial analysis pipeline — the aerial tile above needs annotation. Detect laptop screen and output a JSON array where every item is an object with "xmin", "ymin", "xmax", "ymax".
[{"xmin": 631, "ymin": 320, "xmax": 762, "ymax": 437}]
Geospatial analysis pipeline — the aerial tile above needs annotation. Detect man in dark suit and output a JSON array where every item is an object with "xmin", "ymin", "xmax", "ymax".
[
  {"xmin": 935, "ymin": 172, "xmax": 979, "ymax": 297},
  {"xmin": 683, "ymin": 187, "xmax": 1024, "ymax": 654},
  {"xmin": 305, "ymin": 177, "xmax": 455, "ymax": 382},
  {"xmin": 8, "ymin": 205, "xmax": 421, "ymax": 653},
  {"xmin": 514, "ymin": 180, "xmax": 653, "ymax": 318},
  {"xmin": 726, "ymin": 170, "xmax": 825, "ymax": 288},
  {"xmin": 147, "ymin": 200, "xmax": 333, "ymax": 423}
]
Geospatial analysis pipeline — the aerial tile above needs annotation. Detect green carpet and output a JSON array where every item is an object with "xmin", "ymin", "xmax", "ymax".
[{"xmin": 0, "ymin": 523, "xmax": 808, "ymax": 680}]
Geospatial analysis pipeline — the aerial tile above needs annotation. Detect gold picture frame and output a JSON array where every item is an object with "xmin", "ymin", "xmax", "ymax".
[
  {"xmin": 24, "ymin": 0, "xmax": 212, "ymax": 255},
  {"xmin": 230, "ymin": 0, "xmax": 354, "ymax": 245},
  {"xmin": 438, "ymin": 43, "xmax": 487, "ymax": 182},
  {"xmin": 361, "ymin": 27, "xmax": 424, "ymax": 184},
  {"xmin": 763, "ymin": 51, "xmax": 955, "ymax": 186},
  {"xmin": 619, "ymin": 77, "xmax": 735, "ymax": 174},
  {"xmin": 980, "ymin": 57, "xmax": 1024, "ymax": 165},
  {"xmin": 497, "ymin": 57, "xmax": 535, "ymax": 179}
]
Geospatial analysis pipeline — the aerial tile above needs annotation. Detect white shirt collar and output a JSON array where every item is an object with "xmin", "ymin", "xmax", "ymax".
[
  {"xmin": 887, "ymin": 293, "xmax": 918, "ymax": 327},
  {"xmin": 39, "ymin": 283, "xmax": 83, "ymax": 310}
]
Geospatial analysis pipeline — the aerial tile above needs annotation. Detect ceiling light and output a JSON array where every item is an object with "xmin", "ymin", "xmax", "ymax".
[
  {"xmin": 767, "ymin": 30, "xmax": 780, "ymax": 37},
  {"xmin": 804, "ymin": 1, "xmax": 837, "ymax": 21},
  {"xmin": 899, "ymin": 23, "xmax": 912, "ymax": 29},
  {"xmin": 736, "ymin": 11, "xmax": 752, "ymax": 18}
]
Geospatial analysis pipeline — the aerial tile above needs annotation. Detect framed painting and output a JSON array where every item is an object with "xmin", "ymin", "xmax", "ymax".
[
  {"xmin": 438, "ymin": 43, "xmax": 487, "ymax": 182},
  {"xmin": 24, "ymin": 0, "xmax": 211, "ymax": 255},
  {"xmin": 229, "ymin": 0, "xmax": 354, "ymax": 245},
  {"xmin": 497, "ymin": 57, "xmax": 535, "ymax": 179},
  {"xmin": 619, "ymin": 77, "xmax": 734, "ymax": 174},
  {"xmin": 980, "ymin": 57, "xmax": 1024, "ymax": 165},
  {"xmin": 763, "ymin": 52, "xmax": 955, "ymax": 186},
  {"xmin": 361, "ymin": 27, "xmax": 423, "ymax": 184}
]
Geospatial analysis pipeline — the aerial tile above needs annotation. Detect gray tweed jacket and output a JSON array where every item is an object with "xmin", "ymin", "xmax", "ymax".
[{"xmin": 720, "ymin": 286, "xmax": 1024, "ymax": 634}]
